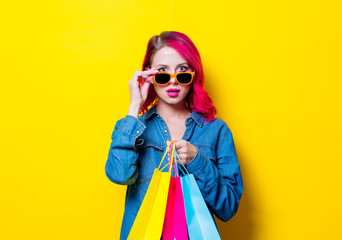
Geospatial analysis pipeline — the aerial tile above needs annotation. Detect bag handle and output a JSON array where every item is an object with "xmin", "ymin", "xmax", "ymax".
[
  {"xmin": 159, "ymin": 141, "xmax": 175, "ymax": 172},
  {"xmin": 172, "ymin": 144, "xmax": 179, "ymax": 177},
  {"xmin": 174, "ymin": 150, "xmax": 190, "ymax": 175},
  {"xmin": 165, "ymin": 142, "xmax": 180, "ymax": 177}
]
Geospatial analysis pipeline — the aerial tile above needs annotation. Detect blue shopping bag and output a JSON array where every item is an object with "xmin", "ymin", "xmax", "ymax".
[{"xmin": 175, "ymin": 151, "xmax": 221, "ymax": 240}]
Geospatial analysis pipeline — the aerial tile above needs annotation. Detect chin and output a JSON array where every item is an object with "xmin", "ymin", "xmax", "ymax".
[{"xmin": 159, "ymin": 94, "xmax": 187, "ymax": 106}]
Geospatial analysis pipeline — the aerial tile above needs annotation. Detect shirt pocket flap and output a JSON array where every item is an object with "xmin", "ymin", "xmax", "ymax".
[
  {"xmin": 139, "ymin": 138, "xmax": 164, "ymax": 151},
  {"xmin": 136, "ymin": 138, "xmax": 165, "ymax": 183}
]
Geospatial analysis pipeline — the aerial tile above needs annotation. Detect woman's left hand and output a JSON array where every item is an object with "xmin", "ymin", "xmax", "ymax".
[{"xmin": 167, "ymin": 140, "xmax": 198, "ymax": 165}]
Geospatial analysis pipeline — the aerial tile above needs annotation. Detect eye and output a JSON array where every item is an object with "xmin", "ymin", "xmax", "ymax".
[
  {"xmin": 179, "ymin": 66, "xmax": 188, "ymax": 71},
  {"xmin": 158, "ymin": 67, "xmax": 167, "ymax": 72}
]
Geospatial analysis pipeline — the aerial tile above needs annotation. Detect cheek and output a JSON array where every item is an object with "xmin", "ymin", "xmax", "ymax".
[
  {"xmin": 181, "ymin": 85, "xmax": 191, "ymax": 95},
  {"xmin": 153, "ymin": 85, "xmax": 164, "ymax": 94},
  {"xmin": 153, "ymin": 85, "xmax": 168, "ymax": 98}
]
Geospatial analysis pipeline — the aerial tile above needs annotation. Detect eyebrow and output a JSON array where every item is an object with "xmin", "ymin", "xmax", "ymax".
[{"xmin": 156, "ymin": 63, "xmax": 189, "ymax": 67}]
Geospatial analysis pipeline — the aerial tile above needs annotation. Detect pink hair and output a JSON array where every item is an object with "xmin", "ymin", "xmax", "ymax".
[{"xmin": 140, "ymin": 31, "xmax": 217, "ymax": 122}]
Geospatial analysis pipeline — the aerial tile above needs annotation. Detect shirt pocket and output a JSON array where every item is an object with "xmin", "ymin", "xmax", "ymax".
[{"xmin": 136, "ymin": 138, "xmax": 164, "ymax": 184}]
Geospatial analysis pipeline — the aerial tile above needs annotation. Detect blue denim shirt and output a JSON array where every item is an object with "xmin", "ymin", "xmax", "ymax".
[{"xmin": 105, "ymin": 106, "xmax": 243, "ymax": 240}]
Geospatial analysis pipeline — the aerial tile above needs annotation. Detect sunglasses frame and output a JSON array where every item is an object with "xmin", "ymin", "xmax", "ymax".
[{"xmin": 153, "ymin": 72, "xmax": 195, "ymax": 86}]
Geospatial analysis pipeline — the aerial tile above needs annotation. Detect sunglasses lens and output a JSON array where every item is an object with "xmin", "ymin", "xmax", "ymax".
[
  {"xmin": 177, "ymin": 73, "xmax": 193, "ymax": 84},
  {"xmin": 155, "ymin": 73, "xmax": 171, "ymax": 84}
]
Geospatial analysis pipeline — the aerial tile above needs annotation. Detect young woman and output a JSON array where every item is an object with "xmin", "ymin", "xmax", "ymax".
[{"xmin": 105, "ymin": 31, "xmax": 243, "ymax": 240}]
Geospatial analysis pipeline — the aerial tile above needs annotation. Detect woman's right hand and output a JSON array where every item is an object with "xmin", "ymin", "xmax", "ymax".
[{"xmin": 128, "ymin": 68, "xmax": 158, "ymax": 118}]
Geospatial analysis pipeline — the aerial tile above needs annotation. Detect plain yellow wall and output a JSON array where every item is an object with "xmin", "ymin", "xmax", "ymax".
[{"xmin": 1, "ymin": 0, "xmax": 341, "ymax": 239}]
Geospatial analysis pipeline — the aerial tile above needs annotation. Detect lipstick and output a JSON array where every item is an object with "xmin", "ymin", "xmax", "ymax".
[{"xmin": 167, "ymin": 88, "xmax": 180, "ymax": 97}]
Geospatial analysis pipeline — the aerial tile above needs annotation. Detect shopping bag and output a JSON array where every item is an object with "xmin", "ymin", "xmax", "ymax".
[
  {"xmin": 175, "ymin": 151, "xmax": 221, "ymax": 240},
  {"xmin": 127, "ymin": 141, "xmax": 175, "ymax": 240},
  {"xmin": 162, "ymin": 143, "xmax": 188, "ymax": 240}
]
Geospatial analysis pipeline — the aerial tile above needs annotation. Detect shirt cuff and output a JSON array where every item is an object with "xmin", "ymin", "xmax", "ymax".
[
  {"xmin": 116, "ymin": 115, "xmax": 146, "ymax": 139},
  {"xmin": 185, "ymin": 147, "xmax": 209, "ymax": 178}
]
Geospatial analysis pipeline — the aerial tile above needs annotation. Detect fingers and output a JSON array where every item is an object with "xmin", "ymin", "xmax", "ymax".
[
  {"xmin": 130, "ymin": 69, "xmax": 158, "ymax": 86},
  {"xmin": 145, "ymin": 69, "xmax": 158, "ymax": 84},
  {"xmin": 174, "ymin": 140, "xmax": 186, "ymax": 151},
  {"xmin": 166, "ymin": 139, "xmax": 176, "ymax": 146},
  {"xmin": 164, "ymin": 140, "xmax": 191, "ymax": 165},
  {"xmin": 137, "ymin": 69, "xmax": 158, "ymax": 80},
  {"xmin": 147, "ymin": 75, "xmax": 154, "ymax": 84},
  {"xmin": 173, "ymin": 140, "xmax": 197, "ymax": 165}
]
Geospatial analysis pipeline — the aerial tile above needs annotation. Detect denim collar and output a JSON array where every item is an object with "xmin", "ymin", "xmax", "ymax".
[{"xmin": 142, "ymin": 105, "xmax": 204, "ymax": 127}]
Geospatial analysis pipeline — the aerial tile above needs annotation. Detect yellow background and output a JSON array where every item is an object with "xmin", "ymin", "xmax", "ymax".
[{"xmin": 1, "ymin": 0, "xmax": 341, "ymax": 239}]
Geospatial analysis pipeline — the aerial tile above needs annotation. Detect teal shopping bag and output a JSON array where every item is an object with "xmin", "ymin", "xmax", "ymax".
[{"xmin": 175, "ymin": 151, "xmax": 221, "ymax": 240}]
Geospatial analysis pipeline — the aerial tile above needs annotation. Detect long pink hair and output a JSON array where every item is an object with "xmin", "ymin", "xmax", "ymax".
[{"xmin": 140, "ymin": 31, "xmax": 217, "ymax": 122}]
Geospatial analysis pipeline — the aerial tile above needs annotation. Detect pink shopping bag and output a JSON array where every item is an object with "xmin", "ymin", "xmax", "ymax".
[{"xmin": 162, "ymin": 143, "xmax": 188, "ymax": 240}]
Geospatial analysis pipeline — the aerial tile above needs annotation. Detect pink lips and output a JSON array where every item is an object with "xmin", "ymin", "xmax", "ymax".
[{"xmin": 167, "ymin": 88, "xmax": 180, "ymax": 97}]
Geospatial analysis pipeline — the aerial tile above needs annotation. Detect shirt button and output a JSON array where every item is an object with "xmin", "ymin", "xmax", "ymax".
[
  {"xmin": 136, "ymin": 131, "xmax": 140, "ymax": 134},
  {"xmin": 164, "ymin": 130, "xmax": 168, "ymax": 133}
]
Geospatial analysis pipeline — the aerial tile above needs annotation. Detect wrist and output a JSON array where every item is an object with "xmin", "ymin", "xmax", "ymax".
[{"xmin": 128, "ymin": 103, "xmax": 141, "ymax": 118}]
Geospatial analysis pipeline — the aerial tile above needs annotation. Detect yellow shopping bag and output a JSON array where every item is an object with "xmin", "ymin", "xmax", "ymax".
[{"xmin": 127, "ymin": 141, "xmax": 175, "ymax": 240}]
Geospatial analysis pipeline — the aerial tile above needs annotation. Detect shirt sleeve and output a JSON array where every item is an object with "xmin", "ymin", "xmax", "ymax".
[
  {"xmin": 185, "ymin": 123, "xmax": 243, "ymax": 222},
  {"xmin": 105, "ymin": 115, "xmax": 146, "ymax": 185}
]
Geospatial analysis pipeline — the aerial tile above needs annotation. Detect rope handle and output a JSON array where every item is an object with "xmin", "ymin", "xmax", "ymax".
[
  {"xmin": 171, "ymin": 142, "xmax": 179, "ymax": 176},
  {"xmin": 174, "ymin": 150, "xmax": 190, "ymax": 175},
  {"xmin": 159, "ymin": 141, "xmax": 175, "ymax": 172},
  {"xmin": 157, "ymin": 141, "xmax": 190, "ymax": 176}
]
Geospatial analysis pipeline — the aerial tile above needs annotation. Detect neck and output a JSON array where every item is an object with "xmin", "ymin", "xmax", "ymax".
[{"xmin": 155, "ymin": 99, "xmax": 191, "ymax": 120}]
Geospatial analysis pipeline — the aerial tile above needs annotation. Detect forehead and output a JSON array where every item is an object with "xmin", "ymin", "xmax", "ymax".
[{"xmin": 151, "ymin": 46, "xmax": 188, "ymax": 66}]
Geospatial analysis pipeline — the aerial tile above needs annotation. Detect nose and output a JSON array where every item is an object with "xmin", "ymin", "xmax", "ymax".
[{"xmin": 170, "ymin": 74, "xmax": 177, "ymax": 85}]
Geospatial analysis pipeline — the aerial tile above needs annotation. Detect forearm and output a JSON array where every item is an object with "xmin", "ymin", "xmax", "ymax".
[{"xmin": 105, "ymin": 115, "xmax": 146, "ymax": 185}]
